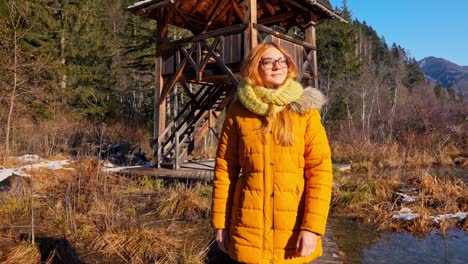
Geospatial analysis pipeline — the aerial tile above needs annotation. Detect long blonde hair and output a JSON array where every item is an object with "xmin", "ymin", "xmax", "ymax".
[
  {"xmin": 242, "ymin": 42, "xmax": 298, "ymax": 87},
  {"xmin": 242, "ymin": 42, "xmax": 300, "ymax": 146}
]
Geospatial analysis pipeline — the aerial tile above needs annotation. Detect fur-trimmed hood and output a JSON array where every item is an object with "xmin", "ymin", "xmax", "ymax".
[{"xmin": 289, "ymin": 87, "xmax": 327, "ymax": 114}]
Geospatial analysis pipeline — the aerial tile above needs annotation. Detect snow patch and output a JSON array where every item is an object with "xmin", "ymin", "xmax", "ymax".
[
  {"xmin": 431, "ymin": 212, "xmax": 468, "ymax": 223},
  {"xmin": 395, "ymin": 192, "xmax": 417, "ymax": 203},
  {"xmin": 15, "ymin": 154, "xmax": 41, "ymax": 162},
  {"xmin": 333, "ymin": 163, "xmax": 352, "ymax": 172},
  {"xmin": 392, "ymin": 208, "xmax": 467, "ymax": 223},
  {"xmin": 393, "ymin": 213, "xmax": 420, "ymax": 221},
  {"xmin": 0, "ymin": 158, "xmax": 73, "ymax": 182},
  {"xmin": 392, "ymin": 208, "xmax": 420, "ymax": 220},
  {"xmin": 104, "ymin": 165, "xmax": 143, "ymax": 172}
]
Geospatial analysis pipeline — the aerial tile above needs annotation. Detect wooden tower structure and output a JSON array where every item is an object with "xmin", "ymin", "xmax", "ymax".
[{"xmin": 128, "ymin": 0, "xmax": 345, "ymax": 168}]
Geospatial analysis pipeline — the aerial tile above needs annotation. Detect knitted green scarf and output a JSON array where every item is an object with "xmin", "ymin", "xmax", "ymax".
[{"xmin": 237, "ymin": 78, "xmax": 304, "ymax": 116}]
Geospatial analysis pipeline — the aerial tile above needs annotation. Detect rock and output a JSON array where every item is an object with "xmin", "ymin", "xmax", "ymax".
[{"xmin": 0, "ymin": 175, "xmax": 29, "ymax": 194}]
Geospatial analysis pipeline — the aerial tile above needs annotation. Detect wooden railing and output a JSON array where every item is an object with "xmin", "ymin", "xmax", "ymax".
[
  {"xmin": 160, "ymin": 23, "xmax": 248, "ymax": 78},
  {"xmin": 156, "ymin": 83, "xmax": 227, "ymax": 168}
]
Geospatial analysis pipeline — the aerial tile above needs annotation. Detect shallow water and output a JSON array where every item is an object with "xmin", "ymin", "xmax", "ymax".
[{"xmin": 329, "ymin": 216, "xmax": 468, "ymax": 264}]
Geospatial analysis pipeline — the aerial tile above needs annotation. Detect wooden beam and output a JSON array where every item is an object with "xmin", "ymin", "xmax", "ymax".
[
  {"xmin": 260, "ymin": 0, "xmax": 275, "ymax": 15},
  {"xmin": 304, "ymin": 18, "xmax": 318, "ymax": 88},
  {"xmin": 232, "ymin": 1, "xmax": 245, "ymax": 22},
  {"xmin": 217, "ymin": 0, "xmax": 234, "ymax": 25},
  {"xmin": 189, "ymin": 0, "xmax": 204, "ymax": 13},
  {"xmin": 195, "ymin": 118, "xmax": 211, "ymax": 146},
  {"xmin": 180, "ymin": 46, "xmax": 199, "ymax": 74},
  {"xmin": 203, "ymin": 0, "xmax": 224, "ymax": 33},
  {"xmin": 159, "ymin": 23, "xmax": 248, "ymax": 51},
  {"xmin": 154, "ymin": 21, "xmax": 169, "ymax": 166},
  {"xmin": 173, "ymin": 6, "xmax": 198, "ymax": 33},
  {"xmin": 227, "ymin": 4, "xmax": 234, "ymax": 25},
  {"xmin": 202, "ymin": 40, "xmax": 240, "ymax": 86},
  {"xmin": 258, "ymin": 11, "xmax": 296, "ymax": 25},
  {"xmin": 160, "ymin": 7, "xmax": 175, "ymax": 37},
  {"xmin": 244, "ymin": 0, "xmax": 257, "ymax": 57},
  {"xmin": 198, "ymin": 38, "xmax": 221, "ymax": 78},
  {"xmin": 160, "ymin": 45, "xmax": 196, "ymax": 102},
  {"xmin": 254, "ymin": 24, "xmax": 315, "ymax": 50},
  {"xmin": 281, "ymin": 0, "xmax": 292, "ymax": 12},
  {"xmin": 285, "ymin": 0, "xmax": 309, "ymax": 12}
]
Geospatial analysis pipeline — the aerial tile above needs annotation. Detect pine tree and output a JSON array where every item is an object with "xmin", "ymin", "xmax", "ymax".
[{"xmin": 434, "ymin": 81, "xmax": 443, "ymax": 98}]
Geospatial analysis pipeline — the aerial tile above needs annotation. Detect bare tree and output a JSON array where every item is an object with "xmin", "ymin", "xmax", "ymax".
[{"xmin": 4, "ymin": 0, "xmax": 25, "ymax": 157}]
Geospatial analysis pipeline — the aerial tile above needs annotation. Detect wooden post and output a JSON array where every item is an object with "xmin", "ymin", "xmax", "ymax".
[
  {"xmin": 175, "ymin": 130, "xmax": 180, "ymax": 169},
  {"xmin": 243, "ymin": 0, "xmax": 257, "ymax": 58},
  {"xmin": 154, "ymin": 21, "xmax": 168, "ymax": 167},
  {"xmin": 304, "ymin": 19, "xmax": 318, "ymax": 88}
]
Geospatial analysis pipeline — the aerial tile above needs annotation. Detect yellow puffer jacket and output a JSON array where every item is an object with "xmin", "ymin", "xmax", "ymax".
[{"xmin": 212, "ymin": 87, "xmax": 333, "ymax": 264}]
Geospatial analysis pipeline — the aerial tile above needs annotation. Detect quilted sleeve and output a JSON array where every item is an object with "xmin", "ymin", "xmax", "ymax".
[
  {"xmin": 211, "ymin": 108, "xmax": 240, "ymax": 229},
  {"xmin": 301, "ymin": 109, "xmax": 333, "ymax": 236}
]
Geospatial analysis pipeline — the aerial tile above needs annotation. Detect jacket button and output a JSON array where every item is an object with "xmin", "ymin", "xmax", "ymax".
[
  {"xmin": 270, "ymin": 162, "xmax": 274, "ymax": 166},
  {"xmin": 271, "ymin": 225, "xmax": 274, "ymax": 230},
  {"xmin": 269, "ymin": 260, "xmax": 274, "ymax": 264},
  {"xmin": 270, "ymin": 193, "xmax": 274, "ymax": 198}
]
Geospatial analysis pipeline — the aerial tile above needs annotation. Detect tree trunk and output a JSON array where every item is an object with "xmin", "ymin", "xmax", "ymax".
[
  {"xmin": 6, "ymin": 23, "xmax": 17, "ymax": 157},
  {"xmin": 60, "ymin": 5, "xmax": 67, "ymax": 89}
]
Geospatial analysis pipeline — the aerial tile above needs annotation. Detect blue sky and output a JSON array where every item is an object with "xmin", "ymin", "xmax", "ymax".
[{"xmin": 329, "ymin": 0, "xmax": 468, "ymax": 66}]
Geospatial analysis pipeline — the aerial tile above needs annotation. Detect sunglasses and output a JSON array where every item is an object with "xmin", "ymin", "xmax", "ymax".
[{"xmin": 259, "ymin": 56, "xmax": 290, "ymax": 69}]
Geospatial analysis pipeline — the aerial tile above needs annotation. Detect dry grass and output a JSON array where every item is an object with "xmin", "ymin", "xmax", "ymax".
[
  {"xmin": 3, "ymin": 242, "xmax": 41, "ymax": 264},
  {"xmin": 91, "ymin": 228, "xmax": 182, "ymax": 263},
  {"xmin": 0, "ymin": 155, "xmax": 214, "ymax": 262},
  {"xmin": 0, "ymin": 112, "xmax": 152, "ymax": 165},
  {"xmin": 331, "ymin": 139, "xmax": 466, "ymax": 169},
  {"xmin": 148, "ymin": 184, "xmax": 211, "ymax": 221},
  {"xmin": 332, "ymin": 168, "xmax": 467, "ymax": 234}
]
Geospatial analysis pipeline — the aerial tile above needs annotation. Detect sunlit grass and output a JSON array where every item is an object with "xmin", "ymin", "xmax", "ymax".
[
  {"xmin": 3, "ymin": 242, "xmax": 40, "ymax": 264},
  {"xmin": 332, "ymin": 168, "xmax": 467, "ymax": 234},
  {"xmin": 0, "ymin": 156, "xmax": 214, "ymax": 262}
]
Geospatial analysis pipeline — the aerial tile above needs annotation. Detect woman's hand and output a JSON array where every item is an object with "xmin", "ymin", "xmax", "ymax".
[
  {"xmin": 216, "ymin": 229, "xmax": 229, "ymax": 253},
  {"xmin": 296, "ymin": 230, "xmax": 318, "ymax": 257}
]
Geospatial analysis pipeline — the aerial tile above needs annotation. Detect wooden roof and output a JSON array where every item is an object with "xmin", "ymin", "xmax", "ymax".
[{"xmin": 128, "ymin": 0, "xmax": 346, "ymax": 34}]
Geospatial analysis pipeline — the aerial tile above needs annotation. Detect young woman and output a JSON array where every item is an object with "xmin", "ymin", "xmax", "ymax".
[{"xmin": 211, "ymin": 42, "xmax": 332, "ymax": 263}]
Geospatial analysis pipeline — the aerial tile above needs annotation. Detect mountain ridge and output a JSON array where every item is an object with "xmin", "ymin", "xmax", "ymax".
[{"xmin": 418, "ymin": 56, "xmax": 468, "ymax": 87}]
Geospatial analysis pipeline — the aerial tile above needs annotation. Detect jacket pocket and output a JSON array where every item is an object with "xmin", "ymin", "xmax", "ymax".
[{"xmin": 231, "ymin": 177, "xmax": 245, "ymax": 226}]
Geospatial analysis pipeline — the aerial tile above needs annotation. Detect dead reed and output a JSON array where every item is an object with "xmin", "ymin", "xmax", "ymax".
[
  {"xmin": 3, "ymin": 242, "xmax": 41, "ymax": 264},
  {"xmin": 0, "ymin": 155, "xmax": 214, "ymax": 263},
  {"xmin": 332, "ymin": 168, "xmax": 467, "ymax": 234}
]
